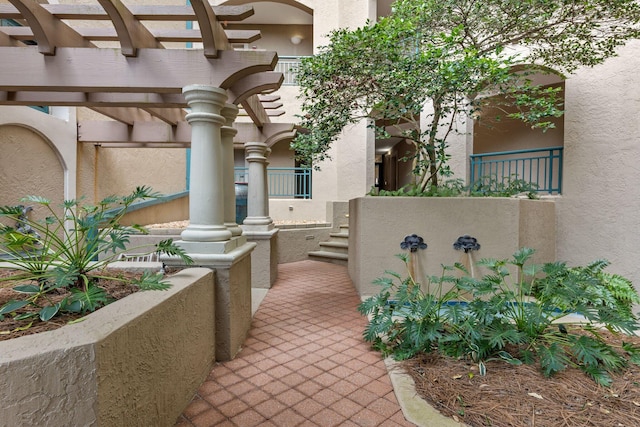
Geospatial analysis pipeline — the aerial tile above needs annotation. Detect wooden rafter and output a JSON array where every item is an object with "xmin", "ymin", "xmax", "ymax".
[
  {"xmin": 95, "ymin": 0, "xmax": 162, "ymax": 57},
  {"xmin": 6, "ymin": 0, "xmax": 92, "ymax": 55}
]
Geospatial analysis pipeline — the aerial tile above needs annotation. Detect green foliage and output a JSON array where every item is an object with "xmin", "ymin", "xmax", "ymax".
[
  {"xmin": 0, "ymin": 186, "xmax": 192, "ymax": 325},
  {"xmin": 368, "ymin": 176, "xmax": 539, "ymax": 198},
  {"xmin": 359, "ymin": 248, "xmax": 640, "ymax": 386},
  {"xmin": 295, "ymin": 0, "xmax": 640, "ymax": 190}
]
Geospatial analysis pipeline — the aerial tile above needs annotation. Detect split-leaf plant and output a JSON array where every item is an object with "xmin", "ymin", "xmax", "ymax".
[
  {"xmin": 359, "ymin": 248, "xmax": 640, "ymax": 386},
  {"xmin": 0, "ymin": 186, "xmax": 193, "ymax": 325}
]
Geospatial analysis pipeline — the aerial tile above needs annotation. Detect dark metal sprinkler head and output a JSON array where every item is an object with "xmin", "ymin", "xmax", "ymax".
[
  {"xmin": 400, "ymin": 234, "xmax": 428, "ymax": 253},
  {"xmin": 453, "ymin": 235, "xmax": 480, "ymax": 253}
]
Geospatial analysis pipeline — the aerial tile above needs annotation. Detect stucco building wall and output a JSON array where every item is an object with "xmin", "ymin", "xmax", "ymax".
[{"xmin": 557, "ymin": 40, "xmax": 640, "ymax": 284}]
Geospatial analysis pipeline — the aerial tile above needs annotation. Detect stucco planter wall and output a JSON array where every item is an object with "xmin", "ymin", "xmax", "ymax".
[
  {"xmin": 0, "ymin": 268, "xmax": 216, "ymax": 427},
  {"xmin": 349, "ymin": 197, "xmax": 556, "ymax": 297}
]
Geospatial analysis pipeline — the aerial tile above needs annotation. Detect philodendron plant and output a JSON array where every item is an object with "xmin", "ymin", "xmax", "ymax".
[
  {"xmin": 359, "ymin": 247, "xmax": 640, "ymax": 386},
  {"xmin": 0, "ymin": 186, "xmax": 192, "ymax": 324}
]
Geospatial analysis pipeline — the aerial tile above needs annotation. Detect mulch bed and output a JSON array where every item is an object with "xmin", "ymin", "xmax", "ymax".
[
  {"xmin": 0, "ymin": 269, "xmax": 143, "ymax": 341},
  {"xmin": 402, "ymin": 332, "xmax": 640, "ymax": 427}
]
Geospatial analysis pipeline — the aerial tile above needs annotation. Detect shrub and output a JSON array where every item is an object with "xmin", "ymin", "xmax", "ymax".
[{"xmin": 359, "ymin": 248, "xmax": 640, "ymax": 386}]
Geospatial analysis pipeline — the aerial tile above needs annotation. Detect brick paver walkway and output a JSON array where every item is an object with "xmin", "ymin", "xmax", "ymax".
[{"xmin": 175, "ymin": 260, "xmax": 415, "ymax": 426}]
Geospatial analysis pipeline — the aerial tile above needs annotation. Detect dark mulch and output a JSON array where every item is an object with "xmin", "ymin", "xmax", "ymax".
[{"xmin": 402, "ymin": 332, "xmax": 640, "ymax": 427}]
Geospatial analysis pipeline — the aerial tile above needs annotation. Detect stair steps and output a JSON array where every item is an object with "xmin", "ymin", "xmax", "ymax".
[{"xmin": 308, "ymin": 224, "xmax": 349, "ymax": 265}]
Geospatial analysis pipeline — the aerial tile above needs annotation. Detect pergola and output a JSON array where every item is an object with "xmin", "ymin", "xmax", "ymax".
[
  {"xmin": 0, "ymin": 0, "xmax": 295, "ymax": 146},
  {"xmin": 0, "ymin": 0, "xmax": 294, "ymax": 360}
]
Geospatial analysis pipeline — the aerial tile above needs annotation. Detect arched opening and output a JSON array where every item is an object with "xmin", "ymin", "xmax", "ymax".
[{"xmin": 472, "ymin": 67, "xmax": 565, "ymax": 194}]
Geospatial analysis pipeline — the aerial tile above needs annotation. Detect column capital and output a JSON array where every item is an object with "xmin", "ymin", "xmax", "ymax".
[
  {"xmin": 244, "ymin": 141, "xmax": 268, "ymax": 162},
  {"xmin": 222, "ymin": 103, "xmax": 239, "ymax": 125},
  {"xmin": 183, "ymin": 85, "xmax": 227, "ymax": 126}
]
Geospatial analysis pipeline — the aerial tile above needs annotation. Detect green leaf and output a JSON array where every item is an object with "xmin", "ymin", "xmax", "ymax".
[
  {"xmin": 70, "ymin": 284, "xmax": 110, "ymax": 313},
  {"xmin": 134, "ymin": 271, "xmax": 171, "ymax": 291},
  {"xmin": 581, "ymin": 365, "xmax": 613, "ymax": 387},
  {"xmin": 0, "ymin": 300, "xmax": 30, "ymax": 315},
  {"xmin": 12, "ymin": 284, "xmax": 41, "ymax": 294},
  {"xmin": 538, "ymin": 343, "xmax": 569, "ymax": 377},
  {"xmin": 14, "ymin": 312, "xmax": 38, "ymax": 321},
  {"xmin": 39, "ymin": 304, "xmax": 61, "ymax": 321}
]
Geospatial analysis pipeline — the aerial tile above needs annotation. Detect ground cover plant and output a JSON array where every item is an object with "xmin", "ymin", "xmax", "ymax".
[
  {"xmin": 359, "ymin": 248, "xmax": 640, "ymax": 424},
  {"xmin": 0, "ymin": 186, "xmax": 192, "ymax": 333}
]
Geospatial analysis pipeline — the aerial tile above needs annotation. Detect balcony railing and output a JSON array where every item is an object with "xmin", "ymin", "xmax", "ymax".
[
  {"xmin": 234, "ymin": 167, "xmax": 312, "ymax": 199},
  {"xmin": 469, "ymin": 146, "xmax": 563, "ymax": 194},
  {"xmin": 275, "ymin": 56, "xmax": 309, "ymax": 86}
]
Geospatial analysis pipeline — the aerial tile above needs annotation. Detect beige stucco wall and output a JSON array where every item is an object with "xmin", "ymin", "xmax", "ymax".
[
  {"xmin": 0, "ymin": 106, "xmax": 77, "ymax": 223},
  {"xmin": 276, "ymin": 226, "xmax": 333, "ymax": 263},
  {"xmin": 0, "ymin": 268, "xmax": 216, "ymax": 427},
  {"xmin": 349, "ymin": 197, "xmax": 556, "ymax": 297},
  {"xmin": 557, "ymin": 40, "xmax": 640, "ymax": 287},
  {"xmin": 214, "ymin": 252, "xmax": 253, "ymax": 361}
]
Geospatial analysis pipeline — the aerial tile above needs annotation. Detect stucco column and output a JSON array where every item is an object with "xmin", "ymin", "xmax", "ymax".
[
  {"xmin": 181, "ymin": 85, "xmax": 231, "ymax": 243},
  {"xmin": 243, "ymin": 141, "xmax": 273, "ymax": 228},
  {"xmin": 221, "ymin": 104, "xmax": 242, "ymax": 237}
]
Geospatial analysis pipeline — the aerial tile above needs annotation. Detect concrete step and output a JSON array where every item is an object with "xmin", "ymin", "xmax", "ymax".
[
  {"xmin": 308, "ymin": 250, "xmax": 348, "ymax": 266},
  {"xmin": 319, "ymin": 241, "xmax": 348, "ymax": 254},
  {"xmin": 329, "ymin": 232, "xmax": 349, "ymax": 239}
]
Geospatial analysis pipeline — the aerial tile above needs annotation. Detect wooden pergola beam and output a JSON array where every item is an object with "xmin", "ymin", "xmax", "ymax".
[
  {"xmin": 142, "ymin": 108, "xmax": 187, "ymax": 126},
  {"xmin": 0, "ymin": 47, "xmax": 278, "ymax": 92},
  {"xmin": 90, "ymin": 107, "xmax": 155, "ymax": 126},
  {"xmin": 78, "ymin": 121, "xmax": 193, "ymax": 145},
  {"xmin": 0, "ymin": 4, "xmax": 254, "ymax": 22},
  {"xmin": 0, "ymin": 27, "xmax": 262, "ymax": 45},
  {"xmin": 78, "ymin": 121, "xmax": 294, "ymax": 147},
  {"xmin": 0, "ymin": 91, "xmax": 187, "ymax": 107},
  {"xmin": 240, "ymin": 95, "xmax": 270, "ymax": 128}
]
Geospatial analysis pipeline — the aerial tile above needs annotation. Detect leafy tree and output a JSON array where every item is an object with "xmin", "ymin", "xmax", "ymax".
[{"xmin": 293, "ymin": 0, "xmax": 640, "ymax": 190}]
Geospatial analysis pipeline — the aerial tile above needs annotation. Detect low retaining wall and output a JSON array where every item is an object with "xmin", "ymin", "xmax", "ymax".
[
  {"xmin": 349, "ymin": 197, "xmax": 556, "ymax": 297},
  {"xmin": 0, "ymin": 268, "xmax": 216, "ymax": 427},
  {"xmin": 276, "ymin": 224, "xmax": 332, "ymax": 264}
]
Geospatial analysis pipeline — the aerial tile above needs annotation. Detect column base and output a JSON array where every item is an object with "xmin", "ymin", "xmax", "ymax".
[
  {"xmin": 181, "ymin": 225, "xmax": 232, "ymax": 243},
  {"xmin": 224, "ymin": 222, "xmax": 243, "ymax": 237},
  {"xmin": 243, "ymin": 229, "xmax": 279, "ymax": 289},
  {"xmin": 241, "ymin": 217, "xmax": 274, "ymax": 232},
  {"xmin": 161, "ymin": 241, "xmax": 256, "ymax": 361},
  {"xmin": 168, "ymin": 235, "xmax": 247, "ymax": 259}
]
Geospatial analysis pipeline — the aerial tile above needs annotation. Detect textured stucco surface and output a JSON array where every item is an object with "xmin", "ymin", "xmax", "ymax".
[
  {"xmin": 349, "ymin": 197, "xmax": 556, "ymax": 297},
  {"xmin": 213, "ymin": 252, "xmax": 253, "ymax": 361},
  {"xmin": 244, "ymin": 229, "xmax": 279, "ymax": 289},
  {"xmin": 557, "ymin": 40, "xmax": 640, "ymax": 288},
  {"xmin": 276, "ymin": 227, "xmax": 333, "ymax": 263},
  {"xmin": 0, "ymin": 268, "xmax": 215, "ymax": 427}
]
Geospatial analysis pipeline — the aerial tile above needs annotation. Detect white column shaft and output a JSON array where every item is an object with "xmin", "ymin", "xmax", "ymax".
[
  {"xmin": 221, "ymin": 104, "xmax": 242, "ymax": 237},
  {"xmin": 181, "ymin": 85, "xmax": 231, "ymax": 242}
]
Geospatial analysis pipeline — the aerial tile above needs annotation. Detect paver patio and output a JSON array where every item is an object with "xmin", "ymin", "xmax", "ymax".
[{"xmin": 175, "ymin": 260, "xmax": 416, "ymax": 426}]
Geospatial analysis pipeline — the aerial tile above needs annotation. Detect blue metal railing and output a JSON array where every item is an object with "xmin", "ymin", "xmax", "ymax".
[
  {"xmin": 234, "ymin": 167, "xmax": 312, "ymax": 199},
  {"xmin": 469, "ymin": 146, "xmax": 563, "ymax": 194},
  {"xmin": 275, "ymin": 56, "xmax": 310, "ymax": 86}
]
